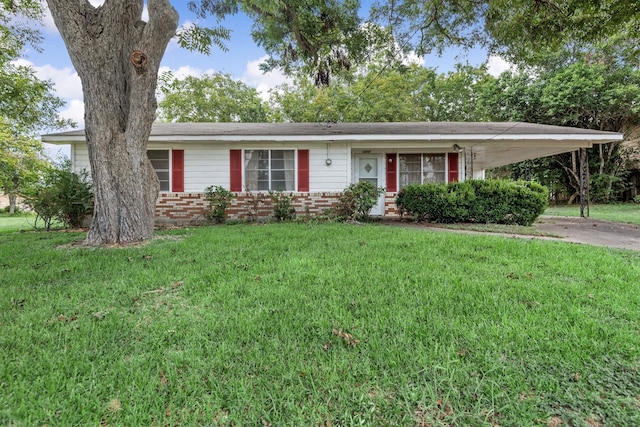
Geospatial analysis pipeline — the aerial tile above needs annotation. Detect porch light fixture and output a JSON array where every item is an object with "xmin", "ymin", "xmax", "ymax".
[{"xmin": 453, "ymin": 144, "xmax": 463, "ymax": 152}]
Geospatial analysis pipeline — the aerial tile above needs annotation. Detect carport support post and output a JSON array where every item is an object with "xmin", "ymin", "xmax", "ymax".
[{"xmin": 579, "ymin": 148, "xmax": 590, "ymax": 218}]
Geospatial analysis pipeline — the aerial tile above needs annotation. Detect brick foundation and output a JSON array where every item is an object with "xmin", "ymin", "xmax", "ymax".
[{"xmin": 155, "ymin": 192, "xmax": 401, "ymax": 224}]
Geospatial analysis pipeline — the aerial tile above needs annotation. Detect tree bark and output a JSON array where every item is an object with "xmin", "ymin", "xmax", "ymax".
[
  {"xmin": 46, "ymin": 0, "xmax": 178, "ymax": 245},
  {"xmin": 8, "ymin": 192, "xmax": 16, "ymax": 214}
]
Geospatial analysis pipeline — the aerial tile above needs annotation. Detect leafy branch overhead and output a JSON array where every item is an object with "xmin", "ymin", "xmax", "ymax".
[
  {"xmin": 371, "ymin": 0, "xmax": 640, "ymax": 66},
  {"xmin": 184, "ymin": 0, "xmax": 639, "ymax": 83},
  {"xmin": 184, "ymin": 0, "xmax": 392, "ymax": 85}
]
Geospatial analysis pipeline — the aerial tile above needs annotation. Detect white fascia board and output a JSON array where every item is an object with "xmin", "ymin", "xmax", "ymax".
[
  {"xmin": 41, "ymin": 135, "xmax": 83, "ymax": 144},
  {"xmin": 42, "ymin": 132, "xmax": 623, "ymax": 145},
  {"xmin": 149, "ymin": 133, "xmax": 624, "ymax": 143}
]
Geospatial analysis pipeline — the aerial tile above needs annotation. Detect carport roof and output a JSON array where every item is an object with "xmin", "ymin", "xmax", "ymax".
[{"xmin": 42, "ymin": 121, "xmax": 623, "ymax": 170}]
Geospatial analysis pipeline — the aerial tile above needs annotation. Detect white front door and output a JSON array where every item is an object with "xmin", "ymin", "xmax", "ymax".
[{"xmin": 354, "ymin": 154, "xmax": 384, "ymax": 216}]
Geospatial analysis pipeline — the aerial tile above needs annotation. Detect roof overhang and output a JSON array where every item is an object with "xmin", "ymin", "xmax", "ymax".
[{"xmin": 42, "ymin": 122, "xmax": 623, "ymax": 170}]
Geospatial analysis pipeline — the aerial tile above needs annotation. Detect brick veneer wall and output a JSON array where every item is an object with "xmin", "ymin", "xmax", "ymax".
[{"xmin": 155, "ymin": 192, "xmax": 400, "ymax": 224}]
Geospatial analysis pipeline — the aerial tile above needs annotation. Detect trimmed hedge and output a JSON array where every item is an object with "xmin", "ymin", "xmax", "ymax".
[{"xmin": 395, "ymin": 180, "xmax": 548, "ymax": 226}]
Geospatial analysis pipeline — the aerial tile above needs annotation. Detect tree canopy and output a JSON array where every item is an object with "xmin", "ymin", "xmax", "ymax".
[
  {"xmin": 370, "ymin": 0, "xmax": 640, "ymax": 67},
  {"xmin": 157, "ymin": 72, "xmax": 269, "ymax": 122},
  {"xmin": 0, "ymin": 120, "xmax": 49, "ymax": 213},
  {"xmin": 0, "ymin": 0, "xmax": 73, "ymax": 213},
  {"xmin": 269, "ymin": 63, "xmax": 492, "ymax": 122},
  {"xmin": 0, "ymin": 0, "xmax": 43, "ymax": 61},
  {"xmin": 481, "ymin": 59, "xmax": 640, "ymax": 202}
]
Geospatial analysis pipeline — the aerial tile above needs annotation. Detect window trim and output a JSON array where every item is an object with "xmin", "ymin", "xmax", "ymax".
[
  {"xmin": 147, "ymin": 149, "xmax": 184, "ymax": 193},
  {"xmin": 148, "ymin": 149, "xmax": 171, "ymax": 192},
  {"xmin": 395, "ymin": 152, "xmax": 457, "ymax": 190},
  {"xmin": 232, "ymin": 148, "xmax": 308, "ymax": 192}
]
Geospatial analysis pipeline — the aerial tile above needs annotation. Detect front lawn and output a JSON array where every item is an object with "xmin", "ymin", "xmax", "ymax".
[
  {"xmin": 0, "ymin": 213, "xmax": 36, "ymax": 233},
  {"xmin": 1, "ymin": 224, "xmax": 639, "ymax": 425}
]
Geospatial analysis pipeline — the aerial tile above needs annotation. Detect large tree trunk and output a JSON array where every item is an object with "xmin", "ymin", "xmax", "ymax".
[{"xmin": 46, "ymin": 0, "xmax": 178, "ymax": 245}]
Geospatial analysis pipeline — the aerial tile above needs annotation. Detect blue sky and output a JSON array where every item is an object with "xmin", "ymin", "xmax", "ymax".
[{"xmin": 18, "ymin": 1, "xmax": 509, "ymax": 139}]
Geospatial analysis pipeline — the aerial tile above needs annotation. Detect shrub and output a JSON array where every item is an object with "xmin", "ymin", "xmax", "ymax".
[
  {"xmin": 23, "ymin": 161, "xmax": 93, "ymax": 230},
  {"xmin": 335, "ymin": 181, "xmax": 385, "ymax": 221},
  {"xmin": 396, "ymin": 179, "xmax": 547, "ymax": 226},
  {"xmin": 204, "ymin": 185, "xmax": 234, "ymax": 224},
  {"xmin": 3, "ymin": 205, "xmax": 22, "ymax": 214},
  {"xmin": 55, "ymin": 167, "xmax": 93, "ymax": 228},
  {"xmin": 269, "ymin": 191, "xmax": 296, "ymax": 221},
  {"xmin": 25, "ymin": 186, "xmax": 60, "ymax": 230}
]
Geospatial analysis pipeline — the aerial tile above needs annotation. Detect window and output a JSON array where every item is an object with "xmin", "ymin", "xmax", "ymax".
[
  {"xmin": 399, "ymin": 153, "xmax": 446, "ymax": 189},
  {"xmin": 148, "ymin": 150, "xmax": 170, "ymax": 191},
  {"xmin": 244, "ymin": 149, "xmax": 295, "ymax": 191}
]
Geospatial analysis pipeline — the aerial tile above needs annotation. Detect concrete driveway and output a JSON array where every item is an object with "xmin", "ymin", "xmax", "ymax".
[
  {"xmin": 385, "ymin": 216, "xmax": 640, "ymax": 251},
  {"xmin": 534, "ymin": 216, "xmax": 640, "ymax": 251}
]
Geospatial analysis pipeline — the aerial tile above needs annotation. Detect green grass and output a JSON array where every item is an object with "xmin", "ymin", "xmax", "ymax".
[
  {"xmin": 545, "ymin": 203, "xmax": 640, "ymax": 224},
  {"xmin": 1, "ymin": 223, "xmax": 639, "ymax": 426},
  {"xmin": 0, "ymin": 213, "xmax": 37, "ymax": 233}
]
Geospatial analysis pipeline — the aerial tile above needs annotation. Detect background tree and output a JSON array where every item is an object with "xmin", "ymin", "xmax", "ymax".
[
  {"xmin": 157, "ymin": 72, "xmax": 270, "ymax": 122},
  {"xmin": 1, "ymin": 62, "xmax": 73, "ymax": 134},
  {"xmin": 0, "ymin": 122, "xmax": 49, "ymax": 214},
  {"xmin": 271, "ymin": 65, "xmax": 436, "ymax": 122},
  {"xmin": 0, "ymin": 0, "xmax": 43, "ymax": 64},
  {"xmin": 369, "ymin": 0, "xmax": 640, "ymax": 67},
  {"xmin": 0, "ymin": 62, "xmax": 72, "ymax": 214},
  {"xmin": 481, "ymin": 60, "xmax": 640, "ymax": 202},
  {"xmin": 186, "ymin": 0, "xmax": 395, "ymax": 86},
  {"xmin": 270, "ymin": 63, "xmax": 492, "ymax": 123},
  {"xmin": 1, "ymin": 1, "xmax": 73, "ymax": 214}
]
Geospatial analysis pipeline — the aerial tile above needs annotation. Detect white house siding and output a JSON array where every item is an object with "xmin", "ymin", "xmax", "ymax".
[
  {"xmin": 69, "ymin": 141, "xmax": 353, "ymax": 193},
  {"xmin": 308, "ymin": 142, "xmax": 350, "ymax": 192},
  {"xmin": 179, "ymin": 143, "xmax": 229, "ymax": 192},
  {"xmin": 71, "ymin": 144, "xmax": 91, "ymax": 173}
]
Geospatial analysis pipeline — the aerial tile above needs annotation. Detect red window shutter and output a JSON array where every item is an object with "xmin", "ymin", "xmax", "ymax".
[
  {"xmin": 298, "ymin": 149, "xmax": 309, "ymax": 192},
  {"xmin": 386, "ymin": 153, "xmax": 397, "ymax": 192},
  {"xmin": 171, "ymin": 149, "xmax": 184, "ymax": 192},
  {"xmin": 448, "ymin": 152, "xmax": 459, "ymax": 182},
  {"xmin": 230, "ymin": 149, "xmax": 242, "ymax": 191}
]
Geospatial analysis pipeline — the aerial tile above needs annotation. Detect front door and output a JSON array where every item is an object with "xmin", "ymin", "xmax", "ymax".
[{"xmin": 354, "ymin": 155, "xmax": 384, "ymax": 216}]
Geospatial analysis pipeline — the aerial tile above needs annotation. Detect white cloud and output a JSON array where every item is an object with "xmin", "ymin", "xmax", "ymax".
[
  {"xmin": 241, "ymin": 56, "xmax": 292, "ymax": 100},
  {"xmin": 158, "ymin": 64, "xmax": 216, "ymax": 80},
  {"xmin": 40, "ymin": 8, "xmax": 58, "ymax": 34},
  {"xmin": 402, "ymin": 51, "xmax": 425, "ymax": 67},
  {"xmin": 60, "ymin": 99, "xmax": 85, "ymax": 129},
  {"xmin": 486, "ymin": 55, "xmax": 516, "ymax": 77},
  {"xmin": 12, "ymin": 58, "xmax": 83, "ymax": 100},
  {"xmin": 12, "ymin": 59, "xmax": 82, "ymax": 133}
]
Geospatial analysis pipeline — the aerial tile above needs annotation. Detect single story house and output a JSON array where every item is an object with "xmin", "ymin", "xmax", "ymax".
[{"xmin": 42, "ymin": 122, "xmax": 623, "ymax": 223}]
